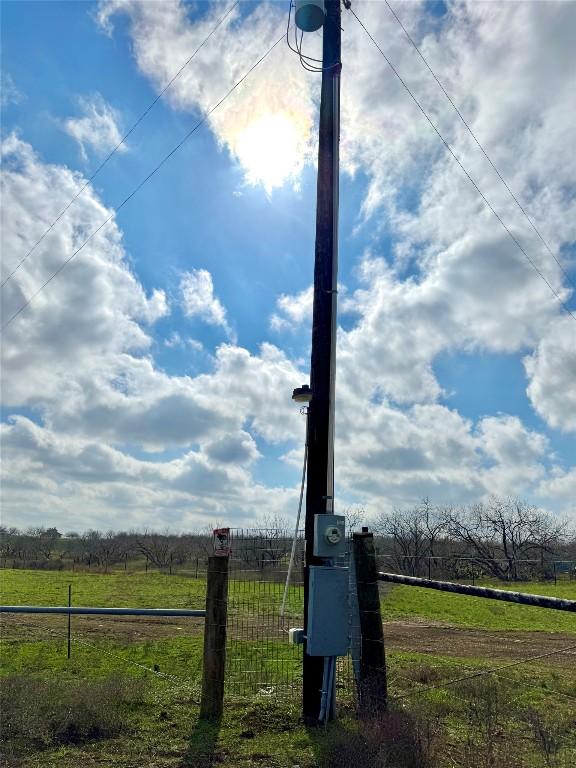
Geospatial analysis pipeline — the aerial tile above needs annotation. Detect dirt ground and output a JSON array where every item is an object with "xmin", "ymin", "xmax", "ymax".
[
  {"xmin": 3, "ymin": 612, "xmax": 575, "ymax": 670},
  {"xmin": 0, "ymin": 613, "xmax": 205, "ymax": 642},
  {"xmin": 384, "ymin": 618, "xmax": 576, "ymax": 668}
]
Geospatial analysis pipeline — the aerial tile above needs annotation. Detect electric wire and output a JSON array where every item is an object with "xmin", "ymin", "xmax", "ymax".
[
  {"xmin": 280, "ymin": 414, "xmax": 308, "ymax": 618},
  {"xmin": 383, "ymin": 0, "xmax": 575, "ymax": 294},
  {"xmin": 286, "ymin": 0, "xmax": 339, "ymax": 72},
  {"xmin": 1, "ymin": 31, "xmax": 286, "ymax": 333},
  {"xmin": 0, "ymin": 1, "xmax": 239, "ymax": 291},
  {"xmin": 347, "ymin": 7, "xmax": 576, "ymax": 323}
]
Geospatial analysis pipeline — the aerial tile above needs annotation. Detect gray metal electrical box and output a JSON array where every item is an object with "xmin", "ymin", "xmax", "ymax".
[
  {"xmin": 307, "ymin": 566, "xmax": 349, "ymax": 656},
  {"xmin": 313, "ymin": 514, "xmax": 346, "ymax": 558}
]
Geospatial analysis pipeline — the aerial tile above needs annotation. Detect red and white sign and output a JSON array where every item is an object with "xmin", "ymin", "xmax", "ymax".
[{"xmin": 213, "ymin": 527, "xmax": 230, "ymax": 557}]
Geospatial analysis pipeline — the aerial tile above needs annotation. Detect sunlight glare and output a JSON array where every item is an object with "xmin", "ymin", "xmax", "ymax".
[{"xmin": 235, "ymin": 112, "xmax": 304, "ymax": 193}]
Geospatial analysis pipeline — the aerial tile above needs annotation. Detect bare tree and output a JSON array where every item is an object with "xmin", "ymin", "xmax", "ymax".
[
  {"xmin": 444, "ymin": 499, "xmax": 566, "ymax": 580},
  {"xmin": 26, "ymin": 526, "xmax": 62, "ymax": 561},
  {"xmin": 238, "ymin": 513, "xmax": 292, "ymax": 569},
  {"xmin": 343, "ymin": 507, "xmax": 365, "ymax": 533},
  {"xmin": 136, "ymin": 530, "xmax": 177, "ymax": 570},
  {"xmin": 375, "ymin": 499, "xmax": 445, "ymax": 576},
  {"xmin": 0, "ymin": 526, "xmax": 21, "ymax": 566}
]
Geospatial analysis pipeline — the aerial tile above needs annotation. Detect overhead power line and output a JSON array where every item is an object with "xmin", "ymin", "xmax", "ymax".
[
  {"xmin": 383, "ymin": 0, "xmax": 576, "ymax": 294},
  {"xmin": 0, "ymin": 32, "xmax": 285, "ymax": 333},
  {"xmin": 348, "ymin": 7, "xmax": 576, "ymax": 324},
  {"xmin": 0, "ymin": 1, "xmax": 239, "ymax": 291}
]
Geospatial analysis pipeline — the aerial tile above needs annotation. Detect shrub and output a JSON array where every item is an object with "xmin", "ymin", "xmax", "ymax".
[
  {"xmin": 320, "ymin": 707, "xmax": 442, "ymax": 768},
  {"xmin": 0, "ymin": 673, "xmax": 146, "ymax": 758}
]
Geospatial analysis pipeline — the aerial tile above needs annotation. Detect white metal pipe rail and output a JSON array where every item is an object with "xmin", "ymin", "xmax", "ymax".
[
  {"xmin": 0, "ymin": 606, "xmax": 205, "ymax": 617},
  {"xmin": 377, "ymin": 572, "xmax": 576, "ymax": 613}
]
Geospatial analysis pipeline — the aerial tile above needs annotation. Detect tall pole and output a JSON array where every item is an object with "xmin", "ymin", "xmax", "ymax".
[{"xmin": 303, "ymin": 0, "xmax": 341, "ymax": 724}]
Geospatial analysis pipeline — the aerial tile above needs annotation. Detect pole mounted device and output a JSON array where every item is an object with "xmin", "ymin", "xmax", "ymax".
[
  {"xmin": 295, "ymin": 1, "xmax": 326, "ymax": 32},
  {"xmin": 298, "ymin": 0, "xmax": 342, "ymax": 724}
]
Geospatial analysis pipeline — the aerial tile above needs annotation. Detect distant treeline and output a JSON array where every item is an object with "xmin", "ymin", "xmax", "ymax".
[
  {"xmin": 1, "ymin": 499, "xmax": 574, "ymax": 581},
  {"xmin": 371, "ymin": 498, "xmax": 576, "ymax": 582}
]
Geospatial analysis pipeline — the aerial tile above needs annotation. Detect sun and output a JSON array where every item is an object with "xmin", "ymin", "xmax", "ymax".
[{"xmin": 235, "ymin": 112, "xmax": 304, "ymax": 193}]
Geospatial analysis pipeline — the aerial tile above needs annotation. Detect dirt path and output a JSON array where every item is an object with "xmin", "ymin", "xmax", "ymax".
[
  {"xmin": 384, "ymin": 619, "xmax": 576, "ymax": 669},
  {"xmin": 3, "ymin": 614, "xmax": 575, "ymax": 670}
]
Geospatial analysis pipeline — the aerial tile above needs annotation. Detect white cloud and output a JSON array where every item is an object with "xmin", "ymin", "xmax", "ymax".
[
  {"xmin": 538, "ymin": 467, "xmax": 576, "ymax": 510},
  {"xmin": 97, "ymin": 0, "xmax": 317, "ymax": 192},
  {"xmin": 270, "ymin": 285, "xmax": 313, "ymax": 332},
  {"xmin": 1, "ymin": 136, "xmax": 308, "ymax": 526},
  {"xmin": 1, "ymin": 73, "xmax": 24, "ymax": 107},
  {"xmin": 63, "ymin": 93, "xmax": 125, "ymax": 160},
  {"xmin": 1, "ymin": 134, "xmax": 168, "ymax": 407},
  {"xmin": 0, "ymin": 416, "xmax": 294, "ymax": 531},
  {"xmin": 109, "ymin": 0, "xmax": 572, "ymax": 418},
  {"xmin": 524, "ymin": 316, "xmax": 576, "ymax": 432},
  {"xmin": 180, "ymin": 268, "xmax": 231, "ymax": 336},
  {"xmin": 2, "ymin": 2, "xmax": 576, "ymax": 529}
]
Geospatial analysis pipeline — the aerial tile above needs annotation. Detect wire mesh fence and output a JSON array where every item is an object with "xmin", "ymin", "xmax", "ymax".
[{"xmin": 224, "ymin": 528, "xmax": 305, "ymax": 699}]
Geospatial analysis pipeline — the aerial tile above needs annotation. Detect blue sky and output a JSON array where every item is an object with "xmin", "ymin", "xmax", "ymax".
[{"xmin": 1, "ymin": 0, "xmax": 575, "ymax": 531}]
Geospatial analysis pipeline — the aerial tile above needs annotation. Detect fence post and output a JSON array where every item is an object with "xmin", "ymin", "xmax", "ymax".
[
  {"xmin": 353, "ymin": 530, "xmax": 387, "ymax": 714},
  {"xmin": 200, "ymin": 555, "xmax": 229, "ymax": 720},
  {"xmin": 67, "ymin": 584, "xmax": 72, "ymax": 659}
]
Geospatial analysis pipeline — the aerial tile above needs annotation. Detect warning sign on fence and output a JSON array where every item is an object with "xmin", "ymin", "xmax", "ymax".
[{"xmin": 213, "ymin": 527, "xmax": 230, "ymax": 556}]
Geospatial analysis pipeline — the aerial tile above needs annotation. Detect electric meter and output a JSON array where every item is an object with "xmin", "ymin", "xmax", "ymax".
[{"xmin": 313, "ymin": 514, "xmax": 346, "ymax": 557}]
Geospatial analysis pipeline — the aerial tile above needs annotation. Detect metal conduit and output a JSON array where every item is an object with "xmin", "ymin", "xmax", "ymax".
[
  {"xmin": 377, "ymin": 573, "xmax": 576, "ymax": 613},
  {"xmin": 0, "ymin": 606, "xmax": 206, "ymax": 617}
]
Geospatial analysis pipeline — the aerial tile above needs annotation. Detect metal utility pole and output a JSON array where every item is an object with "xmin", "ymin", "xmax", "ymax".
[{"xmin": 303, "ymin": 0, "xmax": 341, "ymax": 724}]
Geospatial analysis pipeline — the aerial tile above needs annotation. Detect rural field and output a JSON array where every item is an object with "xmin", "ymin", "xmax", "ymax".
[{"xmin": 1, "ymin": 567, "xmax": 575, "ymax": 768}]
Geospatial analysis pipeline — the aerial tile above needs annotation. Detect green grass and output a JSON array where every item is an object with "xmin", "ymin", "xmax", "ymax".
[
  {"xmin": 2, "ymin": 568, "xmax": 575, "ymax": 767},
  {"xmin": 0, "ymin": 567, "xmax": 304, "ymax": 617},
  {"xmin": 0, "ymin": 568, "xmax": 207, "ymax": 609},
  {"xmin": 3, "ymin": 648, "xmax": 575, "ymax": 767},
  {"xmin": 381, "ymin": 580, "xmax": 576, "ymax": 633},
  {"xmin": 0, "ymin": 635, "xmax": 205, "ymax": 683}
]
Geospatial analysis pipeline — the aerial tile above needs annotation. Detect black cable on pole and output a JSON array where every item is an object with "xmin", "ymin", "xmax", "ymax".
[
  {"xmin": 383, "ymin": 0, "xmax": 576, "ymax": 295},
  {"xmin": 348, "ymin": 7, "xmax": 576, "ymax": 323},
  {"xmin": 0, "ymin": 32, "xmax": 285, "ymax": 333},
  {"xmin": 286, "ymin": 0, "xmax": 339, "ymax": 72},
  {"xmin": 0, "ymin": 1, "xmax": 239, "ymax": 291}
]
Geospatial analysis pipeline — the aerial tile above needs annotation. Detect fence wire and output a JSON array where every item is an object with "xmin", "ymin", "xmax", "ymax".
[
  {"xmin": 223, "ymin": 528, "xmax": 305, "ymax": 698},
  {"xmin": 219, "ymin": 529, "xmax": 360, "ymax": 704}
]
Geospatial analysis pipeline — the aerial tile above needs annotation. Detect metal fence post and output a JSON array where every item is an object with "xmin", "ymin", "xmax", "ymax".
[
  {"xmin": 67, "ymin": 584, "xmax": 72, "ymax": 659},
  {"xmin": 200, "ymin": 555, "xmax": 229, "ymax": 719},
  {"xmin": 352, "ymin": 531, "xmax": 387, "ymax": 714}
]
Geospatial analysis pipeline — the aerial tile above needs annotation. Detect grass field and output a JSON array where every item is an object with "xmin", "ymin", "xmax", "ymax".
[
  {"xmin": 1, "ymin": 569, "xmax": 575, "ymax": 767},
  {"xmin": 381, "ymin": 579, "xmax": 576, "ymax": 633}
]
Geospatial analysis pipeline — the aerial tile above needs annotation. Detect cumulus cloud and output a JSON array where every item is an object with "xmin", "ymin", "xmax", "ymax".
[
  {"xmin": 1, "ymin": 134, "xmax": 168, "ymax": 406},
  {"xmin": 63, "ymin": 93, "xmax": 126, "ymax": 160},
  {"xmin": 0, "ymin": 416, "xmax": 294, "ymax": 531},
  {"xmin": 180, "ymin": 268, "xmax": 231, "ymax": 336},
  {"xmin": 1, "ymin": 136, "xmax": 308, "ymax": 526},
  {"xmin": 100, "ymin": 0, "xmax": 575, "ymax": 407},
  {"xmin": 97, "ymin": 0, "xmax": 317, "ymax": 192},
  {"xmin": 2, "ymin": 2, "xmax": 575, "ymax": 528},
  {"xmin": 524, "ymin": 317, "xmax": 576, "ymax": 432},
  {"xmin": 538, "ymin": 467, "xmax": 576, "ymax": 510},
  {"xmin": 270, "ymin": 285, "xmax": 313, "ymax": 332}
]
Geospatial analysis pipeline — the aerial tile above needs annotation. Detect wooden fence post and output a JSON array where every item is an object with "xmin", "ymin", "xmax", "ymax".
[
  {"xmin": 200, "ymin": 555, "xmax": 229, "ymax": 719},
  {"xmin": 353, "ymin": 530, "xmax": 387, "ymax": 714}
]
